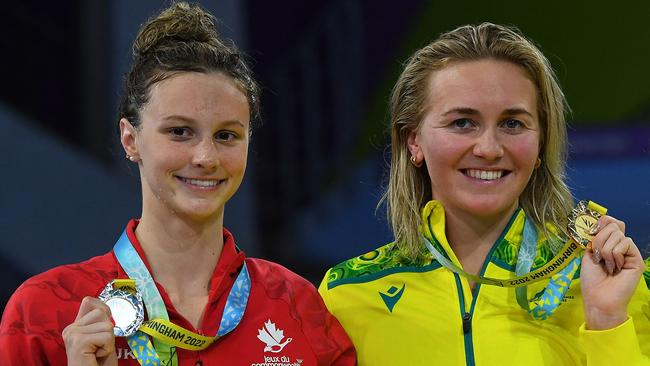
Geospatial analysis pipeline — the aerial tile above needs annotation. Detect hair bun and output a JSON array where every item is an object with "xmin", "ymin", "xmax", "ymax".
[
  {"xmin": 119, "ymin": 1, "xmax": 259, "ymax": 129},
  {"xmin": 133, "ymin": 2, "xmax": 221, "ymax": 58}
]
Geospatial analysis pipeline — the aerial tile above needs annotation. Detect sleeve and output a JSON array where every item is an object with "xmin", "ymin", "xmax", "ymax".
[
  {"xmin": 296, "ymin": 277, "xmax": 356, "ymax": 366},
  {"xmin": 317, "ymin": 269, "xmax": 334, "ymax": 313},
  {"xmin": 579, "ymin": 274, "xmax": 650, "ymax": 366},
  {"xmin": 0, "ymin": 283, "xmax": 70, "ymax": 365},
  {"xmin": 580, "ymin": 317, "xmax": 649, "ymax": 366}
]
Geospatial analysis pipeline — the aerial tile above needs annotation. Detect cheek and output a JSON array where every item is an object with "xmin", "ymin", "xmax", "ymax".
[
  {"xmin": 422, "ymin": 134, "xmax": 470, "ymax": 168},
  {"xmin": 220, "ymin": 146, "xmax": 248, "ymax": 173},
  {"xmin": 142, "ymin": 143, "xmax": 189, "ymax": 174},
  {"xmin": 508, "ymin": 136, "xmax": 540, "ymax": 168}
]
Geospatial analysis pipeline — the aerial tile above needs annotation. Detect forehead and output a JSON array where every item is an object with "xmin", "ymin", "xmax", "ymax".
[
  {"xmin": 144, "ymin": 71, "xmax": 250, "ymax": 124},
  {"xmin": 425, "ymin": 59, "xmax": 538, "ymax": 116}
]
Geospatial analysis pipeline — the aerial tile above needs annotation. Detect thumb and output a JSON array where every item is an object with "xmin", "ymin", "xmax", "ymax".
[
  {"xmin": 579, "ymin": 250, "xmax": 605, "ymax": 277},
  {"xmin": 580, "ymin": 250, "xmax": 596, "ymax": 269}
]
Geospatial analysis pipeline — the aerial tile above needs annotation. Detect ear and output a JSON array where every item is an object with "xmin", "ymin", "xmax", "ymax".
[
  {"xmin": 119, "ymin": 118, "xmax": 140, "ymax": 162},
  {"xmin": 406, "ymin": 130, "xmax": 423, "ymax": 166}
]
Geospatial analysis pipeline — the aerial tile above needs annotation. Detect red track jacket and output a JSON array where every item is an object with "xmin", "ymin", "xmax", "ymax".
[{"xmin": 0, "ymin": 220, "xmax": 356, "ymax": 365}]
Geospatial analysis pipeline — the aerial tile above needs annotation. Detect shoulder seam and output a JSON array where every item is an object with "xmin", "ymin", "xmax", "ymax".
[{"xmin": 327, "ymin": 262, "xmax": 442, "ymax": 290}]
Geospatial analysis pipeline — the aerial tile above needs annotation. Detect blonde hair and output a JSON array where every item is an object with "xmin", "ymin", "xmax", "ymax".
[{"xmin": 383, "ymin": 23, "xmax": 573, "ymax": 261}]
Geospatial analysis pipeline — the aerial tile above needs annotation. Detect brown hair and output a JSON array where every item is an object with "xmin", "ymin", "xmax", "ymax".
[
  {"xmin": 118, "ymin": 1, "xmax": 260, "ymax": 128},
  {"xmin": 383, "ymin": 23, "xmax": 573, "ymax": 261}
]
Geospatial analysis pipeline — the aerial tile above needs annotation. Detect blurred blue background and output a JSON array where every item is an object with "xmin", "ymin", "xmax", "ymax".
[{"xmin": 2, "ymin": 0, "xmax": 650, "ymax": 313}]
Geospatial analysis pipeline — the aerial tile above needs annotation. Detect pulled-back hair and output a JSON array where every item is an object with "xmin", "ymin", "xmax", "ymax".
[
  {"xmin": 383, "ymin": 23, "xmax": 573, "ymax": 261},
  {"xmin": 118, "ymin": 1, "xmax": 260, "ymax": 128}
]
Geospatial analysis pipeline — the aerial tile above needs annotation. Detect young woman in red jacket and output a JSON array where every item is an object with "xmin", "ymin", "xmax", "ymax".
[{"xmin": 0, "ymin": 3, "xmax": 355, "ymax": 365}]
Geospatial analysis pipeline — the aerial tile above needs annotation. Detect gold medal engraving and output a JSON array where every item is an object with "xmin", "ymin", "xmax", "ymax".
[
  {"xmin": 99, "ymin": 280, "xmax": 144, "ymax": 337},
  {"xmin": 568, "ymin": 200, "xmax": 608, "ymax": 248}
]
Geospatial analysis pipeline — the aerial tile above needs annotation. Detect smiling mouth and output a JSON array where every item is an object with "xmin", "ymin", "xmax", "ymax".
[
  {"xmin": 177, "ymin": 176, "xmax": 225, "ymax": 188},
  {"xmin": 462, "ymin": 169, "xmax": 510, "ymax": 181}
]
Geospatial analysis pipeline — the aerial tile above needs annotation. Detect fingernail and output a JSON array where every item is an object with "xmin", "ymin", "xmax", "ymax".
[
  {"xmin": 605, "ymin": 260, "xmax": 615, "ymax": 275},
  {"xmin": 592, "ymin": 249, "xmax": 601, "ymax": 264}
]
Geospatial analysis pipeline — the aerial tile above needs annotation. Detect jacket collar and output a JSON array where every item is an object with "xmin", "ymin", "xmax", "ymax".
[
  {"xmin": 116, "ymin": 219, "xmax": 247, "ymax": 304},
  {"xmin": 420, "ymin": 200, "xmax": 525, "ymax": 269}
]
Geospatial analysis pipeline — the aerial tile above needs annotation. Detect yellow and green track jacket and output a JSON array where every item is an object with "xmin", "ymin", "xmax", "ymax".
[{"xmin": 319, "ymin": 201, "xmax": 650, "ymax": 365}]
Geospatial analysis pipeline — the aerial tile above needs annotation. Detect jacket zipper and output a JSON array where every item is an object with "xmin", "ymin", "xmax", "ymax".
[
  {"xmin": 462, "ymin": 311, "xmax": 472, "ymax": 334},
  {"xmin": 434, "ymin": 208, "xmax": 520, "ymax": 366},
  {"xmin": 454, "ymin": 275, "xmax": 476, "ymax": 366}
]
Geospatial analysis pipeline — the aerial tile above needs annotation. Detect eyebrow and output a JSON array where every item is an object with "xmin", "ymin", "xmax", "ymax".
[
  {"xmin": 503, "ymin": 108, "xmax": 534, "ymax": 118},
  {"xmin": 162, "ymin": 115, "xmax": 246, "ymax": 128},
  {"xmin": 162, "ymin": 115, "xmax": 195, "ymax": 124},
  {"xmin": 441, "ymin": 107, "xmax": 534, "ymax": 118},
  {"xmin": 442, "ymin": 107, "xmax": 479, "ymax": 116}
]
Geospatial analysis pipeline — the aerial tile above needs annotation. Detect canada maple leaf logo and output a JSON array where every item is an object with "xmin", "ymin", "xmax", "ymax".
[{"xmin": 257, "ymin": 319, "xmax": 293, "ymax": 353}]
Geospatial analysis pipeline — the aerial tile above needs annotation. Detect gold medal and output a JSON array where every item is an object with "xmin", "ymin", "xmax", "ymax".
[
  {"xmin": 99, "ymin": 279, "xmax": 144, "ymax": 337},
  {"xmin": 568, "ymin": 200, "xmax": 608, "ymax": 248}
]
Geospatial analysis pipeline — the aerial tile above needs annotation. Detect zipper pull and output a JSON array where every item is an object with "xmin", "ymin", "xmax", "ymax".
[{"xmin": 462, "ymin": 312, "xmax": 472, "ymax": 334}]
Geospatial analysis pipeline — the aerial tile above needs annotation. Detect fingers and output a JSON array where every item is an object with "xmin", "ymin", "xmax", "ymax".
[
  {"xmin": 76, "ymin": 296, "xmax": 111, "ymax": 322},
  {"xmin": 599, "ymin": 230, "xmax": 628, "ymax": 274},
  {"xmin": 65, "ymin": 329, "xmax": 116, "ymax": 357},
  {"xmin": 590, "ymin": 216, "xmax": 642, "ymax": 275},
  {"xmin": 71, "ymin": 319, "xmax": 115, "ymax": 335},
  {"xmin": 595, "ymin": 215, "xmax": 625, "ymax": 234},
  {"xmin": 63, "ymin": 296, "xmax": 117, "ymax": 365},
  {"xmin": 591, "ymin": 245, "xmax": 601, "ymax": 263},
  {"xmin": 594, "ymin": 222, "xmax": 623, "ymax": 269},
  {"xmin": 611, "ymin": 237, "xmax": 641, "ymax": 270}
]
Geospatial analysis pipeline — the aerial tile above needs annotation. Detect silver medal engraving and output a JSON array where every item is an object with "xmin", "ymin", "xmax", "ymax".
[{"xmin": 99, "ymin": 281, "xmax": 144, "ymax": 337}]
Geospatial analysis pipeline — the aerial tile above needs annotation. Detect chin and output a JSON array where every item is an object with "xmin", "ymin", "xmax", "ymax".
[
  {"xmin": 180, "ymin": 210, "xmax": 222, "ymax": 223},
  {"xmin": 174, "ymin": 201, "xmax": 225, "ymax": 221},
  {"xmin": 460, "ymin": 199, "xmax": 518, "ymax": 218}
]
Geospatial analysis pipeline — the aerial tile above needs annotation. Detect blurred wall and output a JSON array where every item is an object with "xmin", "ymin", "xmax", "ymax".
[{"xmin": 0, "ymin": 0, "xmax": 254, "ymax": 310}]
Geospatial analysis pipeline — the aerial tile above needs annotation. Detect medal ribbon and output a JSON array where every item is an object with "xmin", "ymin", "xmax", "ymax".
[
  {"xmin": 113, "ymin": 229, "xmax": 251, "ymax": 365},
  {"xmin": 513, "ymin": 201, "xmax": 608, "ymax": 319},
  {"xmin": 513, "ymin": 217, "xmax": 581, "ymax": 319},
  {"xmin": 424, "ymin": 234, "xmax": 580, "ymax": 287},
  {"xmin": 422, "ymin": 220, "xmax": 581, "ymax": 288},
  {"xmin": 421, "ymin": 200, "xmax": 607, "ymax": 319}
]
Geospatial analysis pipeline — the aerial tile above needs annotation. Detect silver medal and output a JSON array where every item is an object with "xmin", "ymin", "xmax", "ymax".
[{"xmin": 99, "ymin": 281, "xmax": 144, "ymax": 337}]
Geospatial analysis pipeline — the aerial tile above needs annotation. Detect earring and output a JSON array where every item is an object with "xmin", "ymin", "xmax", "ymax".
[
  {"xmin": 410, "ymin": 155, "xmax": 422, "ymax": 168},
  {"xmin": 535, "ymin": 158, "xmax": 541, "ymax": 168},
  {"xmin": 126, "ymin": 154, "xmax": 136, "ymax": 162}
]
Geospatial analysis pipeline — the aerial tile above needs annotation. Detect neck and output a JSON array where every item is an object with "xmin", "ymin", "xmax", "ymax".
[
  {"xmin": 135, "ymin": 208, "xmax": 224, "ymax": 296},
  {"xmin": 444, "ymin": 205, "xmax": 517, "ymax": 275}
]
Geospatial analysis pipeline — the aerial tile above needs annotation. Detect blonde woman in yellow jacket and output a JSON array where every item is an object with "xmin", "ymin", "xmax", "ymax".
[{"xmin": 319, "ymin": 23, "xmax": 649, "ymax": 365}]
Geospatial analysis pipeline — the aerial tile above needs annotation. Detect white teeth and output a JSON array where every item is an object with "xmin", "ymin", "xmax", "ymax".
[
  {"xmin": 465, "ymin": 169, "xmax": 503, "ymax": 180},
  {"xmin": 180, "ymin": 177, "xmax": 220, "ymax": 187}
]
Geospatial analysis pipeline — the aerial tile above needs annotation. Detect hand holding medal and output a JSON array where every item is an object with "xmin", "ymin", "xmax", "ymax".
[
  {"xmin": 62, "ymin": 296, "xmax": 118, "ymax": 366},
  {"xmin": 62, "ymin": 280, "xmax": 144, "ymax": 366},
  {"xmin": 573, "ymin": 201, "xmax": 645, "ymax": 330}
]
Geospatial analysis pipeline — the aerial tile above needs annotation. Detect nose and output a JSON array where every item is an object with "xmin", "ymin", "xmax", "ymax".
[
  {"xmin": 192, "ymin": 137, "xmax": 220, "ymax": 170},
  {"xmin": 472, "ymin": 128, "xmax": 504, "ymax": 161}
]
